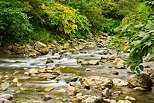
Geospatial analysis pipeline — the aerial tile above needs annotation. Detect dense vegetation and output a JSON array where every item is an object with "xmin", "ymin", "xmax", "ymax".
[{"xmin": 0, "ymin": 0, "xmax": 153, "ymax": 72}]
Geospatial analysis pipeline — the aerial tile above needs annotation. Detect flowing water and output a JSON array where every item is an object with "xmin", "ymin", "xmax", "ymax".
[{"xmin": 0, "ymin": 43, "xmax": 154, "ymax": 103}]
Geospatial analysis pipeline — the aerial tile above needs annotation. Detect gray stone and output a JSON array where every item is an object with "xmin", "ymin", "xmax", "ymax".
[
  {"xmin": 82, "ymin": 76, "xmax": 113, "ymax": 89},
  {"xmin": 117, "ymin": 100, "xmax": 132, "ymax": 103},
  {"xmin": 28, "ymin": 68, "xmax": 39, "ymax": 74},
  {"xmin": 66, "ymin": 86, "xmax": 76, "ymax": 96},
  {"xmin": 102, "ymin": 88, "xmax": 111, "ymax": 97},
  {"xmin": 128, "ymin": 74, "xmax": 153, "ymax": 89},
  {"xmin": 0, "ymin": 98, "xmax": 9, "ymax": 103},
  {"xmin": 0, "ymin": 82, "xmax": 9, "ymax": 91},
  {"xmin": 33, "ymin": 41, "xmax": 49, "ymax": 54},
  {"xmin": 0, "ymin": 94, "xmax": 13, "ymax": 100},
  {"xmin": 125, "ymin": 96, "xmax": 136, "ymax": 101},
  {"xmin": 113, "ymin": 79, "xmax": 128, "ymax": 87}
]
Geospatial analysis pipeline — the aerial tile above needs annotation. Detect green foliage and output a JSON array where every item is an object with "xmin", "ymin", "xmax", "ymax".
[
  {"xmin": 55, "ymin": 0, "xmax": 144, "ymax": 34},
  {"xmin": 54, "ymin": 0, "xmax": 102, "ymax": 33},
  {"xmin": 112, "ymin": 3, "xmax": 154, "ymax": 73},
  {"xmin": 0, "ymin": 1, "xmax": 33, "ymax": 43},
  {"xmin": 42, "ymin": 3, "xmax": 91, "ymax": 40}
]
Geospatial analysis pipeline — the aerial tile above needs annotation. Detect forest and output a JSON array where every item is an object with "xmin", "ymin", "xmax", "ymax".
[{"xmin": 0, "ymin": 0, "xmax": 154, "ymax": 103}]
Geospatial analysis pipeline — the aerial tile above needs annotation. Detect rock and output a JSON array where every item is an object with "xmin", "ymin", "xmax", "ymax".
[
  {"xmin": 0, "ymin": 98, "xmax": 9, "ymax": 103},
  {"xmin": 108, "ymin": 56, "xmax": 116, "ymax": 60},
  {"xmin": 82, "ymin": 76, "xmax": 113, "ymax": 89},
  {"xmin": 28, "ymin": 68, "xmax": 39, "ymax": 74},
  {"xmin": 102, "ymin": 88, "xmax": 111, "ymax": 97},
  {"xmin": 77, "ymin": 58, "xmax": 83, "ymax": 63},
  {"xmin": 81, "ymin": 95, "xmax": 103, "ymax": 103},
  {"xmin": 43, "ymin": 95, "xmax": 52, "ymax": 101},
  {"xmin": 33, "ymin": 41, "xmax": 49, "ymax": 54},
  {"xmin": 125, "ymin": 96, "xmax": 136, "ymax": 101},
  {"xmin": 81, "ymin": 61, "xmax": 89, "ymax": 65},
  {"xmin": 66, "ymin": 86, "xmax": 76, "ymax": 96},
  {"xmin": 128, "ymin": 74, "xmax": 153, "ymax": 89},
  {"xmin": 43, "ymin": 73, "xmax": 60, "ymax": 79},
  {"xmin": 12, "ymin": 78, "xmax": 18, "ymax": 83},
  {"xmin": 88, "ymin": 60, "xmax": 99, "ymax": 65},
  {"xmin": 0, "ymin": 82, "xmax": 9, "ymax": 91},
  {"xmin": 72, "ymin": 95, "xmax": 103, "ymax": 103},
  {"xmin": 113, "ymin": 79, "xmax": 128, "ymax": 87},
  {"xmin": 46, "ymin": 58, "xmax": 54, "ymax": 64},
  {"xmin": 112, "ymin": 91, "xmax": 123, "ymax": 96},
  {"xmin": 103, "ymin": 99, "xmax": 117, "ymax": 103},
  {"xmin": 0, "ymin": 94, "xmax": 13, "ymax": 100},
  {"xmin": 113, "ymin": 58, "xmax": 125, "ymax": 69},
  {"xmin": 85, "ymin": 68, "xmax": 92, "ymax": 72},
  {"xmin": 44, "ymin": 87, "xmax": 54, "ymax": 92},
  {"xmin": 111, "ymin": 71, "xmax": 119, "ymax": 75},
  {"xmin": 133, "ymin": 87, "xmax": 146, "ymax": 91},
  {"xmin": 117, "ymin": 100, "xmax": 132, "ymax": 103},
  {"xmin": 116, "ymin": 62, "xmax": 125, "ymax": 69}
]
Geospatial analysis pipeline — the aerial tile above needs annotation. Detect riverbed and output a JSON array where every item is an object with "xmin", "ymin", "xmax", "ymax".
[{"xmin": 0, "ymin": 38, "xmax": 153, "ymax": 103}]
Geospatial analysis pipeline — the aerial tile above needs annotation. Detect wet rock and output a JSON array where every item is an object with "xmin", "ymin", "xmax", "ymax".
[
  {"xmin": 0, "ymin": 98, "xmax": 9, "ymax": 103},
  {"xmin": 113, "ymin": 58, "xmax": 125, "ymax": 69},
  {"xmin": 28, "ymin": 68, "xmax": 39, "ymax": 75},
  {"xmin": 128, "ymin": 74, "xmax": 153, "ymax": 89},
  {"xmin": 133, "ymin": 87, "xmax": 146, "ymax": 91},
  {"xmin": 43, "ymin": 95, "xmax": 52, "ymax": 101},
  {"xmin": 0, "ymin": 94, "xmax": 13, "ymax": 100},
  {"xmin": 85, "ymin": 68, "xmax": 92, "ymax": 72},
  {"xmin": 66, "ymin": 86, "xmax": 76, "ymax": 96},
  {"xmin": 88, "ymin": 60, "xmax": 99, "ymax": 65},
  {"xmin": 0, "ymin": 82, "xmax": 9, "ymax": 91},
  {"xmin": 81, "ymin": 61, "xmax": 89, "ymax": 65},
  {"xmin": 33, "ymin": 41, "xmax": 49, "ymax": 54},
  {"xmin": 125, "ymin": 96, "xmax": 136, "ymax": 101},
  {"xmin": 77, "ymin": 58, "xmax": 83, "ymax": 63},
  {"xmin": 44, "ymin": 87, "xmax": 54, "ymax": 92},
  {"xmin": 111, "ymin": 71, "xmax": 119, "ymax": 75},
  {"xmin": 46, "ymin": 58, "xmax": 54, "ymax": 64},
  {"xmin": 108, "ymin": 56, "xmax": 116, "ymax": 60},
  {"xmin": 12, "ymin": 78, "xmax": 18, "ymax": 83},
  {"xmin": 81, "ymin": 88, "xmax": 102, "ymax": 97},
  {"xmin": 117, "ymin": 100, "xmax": 132, "ymax": 103},
  {"xmin": 81, "ymin": 95, "xmax": 103, "ymax": 103},
  {"xmin": 82, "ymin": 76, "xmax": 113, "ymax": 89},
  {"xmin": 113, "ymin": 79, "xmax": 128, "ymax": 87},
  {"xmin": 72, "ymin": 95, "xmax": 103, "ymax": 103},
  {"xmin": 102, "ymin": 88, "xmax": 111, "ymax": 97},
  {"xmin": 112, "ymin": 91, "xmax": 123, "ymax": 96},
  {"xmin": 43, "ymin": 73, "xmax": 60, "ymax": 79},
  {"xmin": 103, "ymin": 99, "xmax": 117, "ymax": 103}
]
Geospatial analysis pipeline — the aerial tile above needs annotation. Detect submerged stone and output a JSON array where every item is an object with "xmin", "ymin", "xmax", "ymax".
[{"xmin": 128, "ymin": 74, "xmax": 153, "ymax": 89}]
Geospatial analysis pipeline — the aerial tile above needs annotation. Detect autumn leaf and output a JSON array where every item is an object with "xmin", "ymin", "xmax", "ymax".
[
  {"xmin": 123, "ymin": 44, "xmax": 129, "ymax": 50},
  {"xmin": 114, "ymin": 43, "xmax": 119, "ymax": 47}
]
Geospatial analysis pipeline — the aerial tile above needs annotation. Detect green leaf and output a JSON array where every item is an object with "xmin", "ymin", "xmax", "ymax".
[
  {"xmin": 130, "ymin": 65, "xmax": 135, "ymax": 72},
  {"xmin": 136, "ymin": 67, "xmax": 141, "ymax": 74},
  {"xmin": 139, "ymin": 65, "xmax": 144, "ymax": 71}
]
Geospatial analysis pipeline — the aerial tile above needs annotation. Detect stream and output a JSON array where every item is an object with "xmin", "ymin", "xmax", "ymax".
[{"xmin": 0, "ymin": 40, "xmax": 154, "ymax": 103}]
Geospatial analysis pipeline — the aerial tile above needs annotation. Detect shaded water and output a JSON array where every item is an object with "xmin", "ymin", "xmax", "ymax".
[{"xmin": 0, "ymin": 45, "xmax": 154, "ymax": 103}]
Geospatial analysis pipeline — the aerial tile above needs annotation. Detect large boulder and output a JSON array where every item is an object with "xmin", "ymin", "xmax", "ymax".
[
  {"xmin": 33, "ymin": 41, "xmax": 49, "ymax": 54},
  {"xmin": 72, "ymin": 95, "xmax": 103, "ymax": 103},
  {"xmin": 128, "ymin": 74, "xmax": 153, "ymax": 89},
  {"xmin": 82, "ymin": 76, "xmax": 113, "ymax": 90}
]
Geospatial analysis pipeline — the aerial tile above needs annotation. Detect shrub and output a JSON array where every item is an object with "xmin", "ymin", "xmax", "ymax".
[
  {"xmin": 112, "ymin": 3, "xmax": 154, "ymax": 73},
  {"xmin": 42, "ymin": 3, "xmax": 91, "ymax": 41},
  {"xmin": 0, "ymin": 1, "xmax": 33, "ymax": 43}
]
